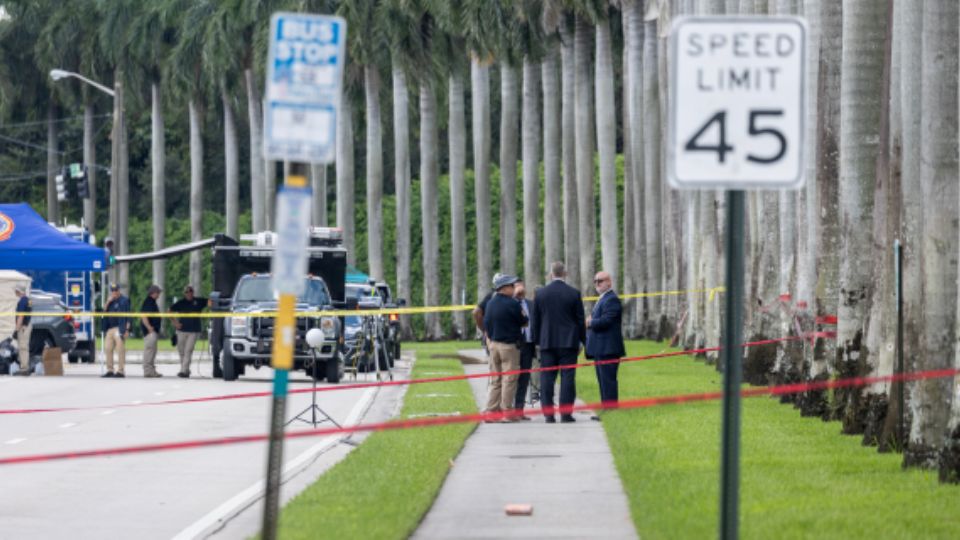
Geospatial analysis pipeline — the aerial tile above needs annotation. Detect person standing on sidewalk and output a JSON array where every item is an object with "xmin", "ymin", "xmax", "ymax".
[
  {"xmin": 532, "ymin": 261, "xmax": 586, "ymax": 423},
  {"xmin": 139, "ymin": 284, "xmax": 164, "ymax": 378},
  {"xmin": 513, "ymin": 279, "xmax": 536, "ymax": 419},
  {"xmin": 13, "ymin": 285, "xmax": 32, "ymax": 376},
  {"xmin": 585, "ymin": 271, "xmax": 625, "ymax": 418},
  {"xmin": 171, "ymin": 285, "xmax": 208, "ymax": 378},
  {"xmin": 102, "ymin": 284, "xmax": 131, "ymax": 378},
  {"xmin": 482, "ymin": 275, "xmax": 528, "ymax": 422}
]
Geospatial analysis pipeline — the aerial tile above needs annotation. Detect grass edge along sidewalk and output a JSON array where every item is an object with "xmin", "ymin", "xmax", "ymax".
[
  {"xmin": 269, "ymin": 342, "xmax": 477, "ymax": 540},
  {"xmin": 585, "ymin": 341, "xmax": 960, "ymax": 540}
]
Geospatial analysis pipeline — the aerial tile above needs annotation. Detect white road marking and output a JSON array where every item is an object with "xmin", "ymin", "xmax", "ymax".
[
  {"xmin": 154, "ymin": 391, "xmax": 166, "ymax": 396},
  {"xmin": 59, "ymin": 422, "xmax": 77, "ymax": 429},
  {"xmin": 172, "ymin": 386, "xmax": 378, "ymax": 540},
  {"xmin": 4, "ymin": 438, "xmax": 26, "ymax": 445},
  {"xmin": 101, "ymin": 410, "xmax": 115, "ymax": 416}
]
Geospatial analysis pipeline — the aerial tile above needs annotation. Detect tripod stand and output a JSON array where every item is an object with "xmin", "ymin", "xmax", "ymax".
[{"xmin": 286, "ymin": 349, "xmax": 341, "ymax": 428}]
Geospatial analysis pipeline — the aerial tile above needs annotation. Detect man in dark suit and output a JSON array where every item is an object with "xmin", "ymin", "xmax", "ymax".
[
  {"xmin": 532, "ymin": 261, "xmax": 586, "ymax": 423},
  {"xmin": 586, "ymin": 271, "xmax": 625, "ymax": 413}
]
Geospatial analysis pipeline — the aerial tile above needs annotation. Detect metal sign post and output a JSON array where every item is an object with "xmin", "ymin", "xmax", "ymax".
[
  {"xmin": 668, "ymin": 16, "xmax": 806, "ymax": 540},
  {"xmin": 261, "ymin": 12, "xmax": 345, "ymax": 540}
]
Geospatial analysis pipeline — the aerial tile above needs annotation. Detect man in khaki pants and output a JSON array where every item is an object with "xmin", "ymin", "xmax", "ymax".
[
  {"xmin": 482, "ymin": 275, "xmax": 528, "ymax": 422},
  {"xmin": 139, "ymin": 284, "xmax": 163, "ymax": 378},
  {"xmin": 13, "ymin": 285, "xmax": 32, "ymax": 375},
  {"xmin": 171, "ymin": 285, "xmax": 208, "ymax": 378},
  {"xmin": 102, "ymin": 284, "xmax": 131, "ymax": 378}
]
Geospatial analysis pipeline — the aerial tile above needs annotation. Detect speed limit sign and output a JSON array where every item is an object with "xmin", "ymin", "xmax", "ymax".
[{"xmin": 668, "ymin": 17, "xmax": 807, "ymax": 189}]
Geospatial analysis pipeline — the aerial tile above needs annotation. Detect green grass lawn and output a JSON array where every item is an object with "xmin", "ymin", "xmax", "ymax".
[
  {"xmin": 273, "ymin": 341, "xmax": 477, "ymax": 540},
  {"xmin": 120, "ymin": 337, "xmax": 177, "ymax": 352},
  {"xmin": 581, "ymin": 341, "xmax": 960, "ymax": 540}
]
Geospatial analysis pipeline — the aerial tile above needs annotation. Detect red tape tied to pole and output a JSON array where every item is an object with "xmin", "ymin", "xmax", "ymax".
[
  {"xmin": 0, "ymin": 335, "xmax": 819, "ymax": 416},
  {"xmin": 1, "ymin": 366, "xmax": 957, "ymax": 466}
]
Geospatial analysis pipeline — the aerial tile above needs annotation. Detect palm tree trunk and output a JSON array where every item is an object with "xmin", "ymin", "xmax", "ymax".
[
  {"xmin": 151, "ymin": 83, "xmax": 166, "ymax": 308},
  {"xmin": 595, "ymin": 17, "xmax": 618, "ymax": 288},
  {"xmin": 500, "ymin": 61, "xmax": 520, "ymax": 275},
  {"xmin": 109, "ymin": 78, "xmax": 120, "ymax": 286},
  {"xmin": 835, "ymin": 0, "xmax": 887, "ymax": 433},
  {"xmin": 472, "ymin": 59, "xmax": 493, "ymax": 302},
  {"xmin": 795, "ymin": 0, "xmax": 821, "ymax": 407},
  {"xmin": 449, "ymin": 72, "xmax": 467, "ymax": 337},
  {"xmin": 802, "ymin": 0, "xmax": 842, "ymax": 418},
  {"xmin": 941, "ymin": 0, "xmax": 960, "ymax": 484},
  {"xmin": 245, "ymin": 68, "xmax": 265, "ymax": 233},
  {"xmin": 116, "ymin": 78, "xmax": 130, "ymax": 291},
  {"xmin": 223, "ymin": 91, "xmax": 239, "ymax": 239},
  {"xmin": 46, "ymin": 102, "xmax": 60, "ymax": 223},
  {"xmin": 542, "ymin": 45, "xmax": 562, "ymax": 267},
  {"xmin": 643, "ymin": 11, "xmax": 663, "ymax": 339},
  {"xmin": 188, "ymin": 96, "xmax": 204, "ymax": 290},
  {"xmin": 890, "ymin": 0, "xmax": 923, "ymax": 439},
  {"xmin": 904, "ymin": 0, "xmax": 958, "ymax": 468},
  {"xmin": 336, "ymin": 99, "xmax": 356, "ymax": 265},
  {"xmin": 560, "ymin": 19, "xmax": 580, "ymax": 288},
  {"xmin": 365, "ymin": 66, "xmax": 383, "ymax": 280},
  {"xmin": 394, "ymin": 66, "xmax": 413, "ymax": 338},
  {"xmin": 310, "ymin": 164, "xmax": 327, "ymax": 226},
  {"xmin": 420, "ymin": 81, "xmax": 442, "ymax": 339},
  {"xmin": 574, "ymin": 15, "xmax": 596, "ymax": 292},
  {"xmin": 522, "ymin": 59, "xmax": 542, "ymax": 290},
  {"xmin": 265, "ymin": 160, "xmax": 277, "ymax": 229},
  {"xmin": 621, "ymin": 4, "xmax": 638, "ymax": 337},
  {"xmin": 82, "ymin": 100, "xmax": 96, "ymax": 234}
]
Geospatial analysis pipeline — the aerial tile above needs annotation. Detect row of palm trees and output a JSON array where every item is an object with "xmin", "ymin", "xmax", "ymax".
[{"xmin": 3, "ymin": 1, "xmax": 960, "ymax": 481}]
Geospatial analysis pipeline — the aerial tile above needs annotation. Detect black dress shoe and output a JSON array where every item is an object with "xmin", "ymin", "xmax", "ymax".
[
  {"xmin": 114, "ymin": 372, "xmax": 125, "ymax": 378},
  {"xmin": 560, "ymin": 415, "xmax": 576, "ymax": 423},
  {"xmin": 101, "ymin": 372, "xmax": 115, "ymax": 378},
  {"xmin": 544, "ymin": 416, "xmax": 556, "ymax": 423}
]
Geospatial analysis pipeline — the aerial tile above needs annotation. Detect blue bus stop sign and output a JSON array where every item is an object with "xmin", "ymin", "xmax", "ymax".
[{"xmin": 264, "ymin": 13, "xmax": 346, "ymax": 164}]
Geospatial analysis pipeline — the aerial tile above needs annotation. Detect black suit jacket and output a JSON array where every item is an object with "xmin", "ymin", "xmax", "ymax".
[
  {"xmin": 586, "ymin": 291, "xmax": 626, "ymax": 359},
  {"xmin": 531, "ymin": 280, "xmax": 586, "ymax": 350}
]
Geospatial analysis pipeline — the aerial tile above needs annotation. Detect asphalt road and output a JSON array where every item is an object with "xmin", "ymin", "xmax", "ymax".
[{"xmin": 0, "ymin": 356, "xmax": 409, "ymax": 540}]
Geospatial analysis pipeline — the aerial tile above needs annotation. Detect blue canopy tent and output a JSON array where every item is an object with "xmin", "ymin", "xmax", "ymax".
[{"xmin": 0, "ymin": 203, "xmax": 108, "ymax": 271}]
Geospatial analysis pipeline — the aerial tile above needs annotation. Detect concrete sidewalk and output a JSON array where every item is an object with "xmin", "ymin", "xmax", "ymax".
[{"xmin": 412, "ymin": 352, "xmax": 638, "ymax": 540}]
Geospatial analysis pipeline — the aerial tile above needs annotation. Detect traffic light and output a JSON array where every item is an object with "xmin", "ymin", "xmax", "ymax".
[
  {"xmin": 55, "ymin": 169, "xmax": 67, "ymax": 202},
  {"xmin": 70, "ymin": 163, "xmax": 89, "ymax": 199}
]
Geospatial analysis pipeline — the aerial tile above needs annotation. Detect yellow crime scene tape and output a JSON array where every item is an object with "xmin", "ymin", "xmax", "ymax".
[{"xmin": 1, "ymin": 286, "xmax": 725, "ymax": 319}]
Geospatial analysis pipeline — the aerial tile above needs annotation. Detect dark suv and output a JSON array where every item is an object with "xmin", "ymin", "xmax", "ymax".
[{"xmin": 28, "ymin": 293, "xmax": 77, "ymax": 358}]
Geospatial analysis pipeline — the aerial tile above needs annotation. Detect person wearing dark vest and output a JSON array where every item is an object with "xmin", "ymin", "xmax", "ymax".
[
  {"xmin": 513, "ymin": 279, "xmax": 536, "ymax": 418},
  {"xmin": 13, "ymin": 284, "xmax": 31, "ymax": 375},
  {"xmin": 472, "ymin": 273, "xmax": 503, "ymax": 354},
  {"xmin": 102, "ymin": 284, "xmax": 131, "ymax": 378},
  {"xmin": 531, "ymin": 261, "xmax": 586, "ymax": 423},
  {"xmin": 482, "ymin": 274, "xmax": 528, "ymax": 422},
  {"xmin": 586, "ymin": 270, "xmax": 625, "ymax": 419},
  {"xmin": 139, "ymin": 284, "xmax": 163, "ymax": 378},
  {"xmin": 171, "ymin": 285, "xmax": 208, "ymax": 378}
]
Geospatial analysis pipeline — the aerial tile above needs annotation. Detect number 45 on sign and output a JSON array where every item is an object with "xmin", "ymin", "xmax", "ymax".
[{"xmin": 668, "ymin": 17, "xmax": 807, "ymax": 189}]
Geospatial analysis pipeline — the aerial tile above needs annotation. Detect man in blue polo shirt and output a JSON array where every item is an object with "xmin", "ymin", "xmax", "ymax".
[
  {"xmin": 482, "ymin": 274, "xmax": 528, "ymax": 422},
  {"xmin": 102, "ymin": 284, "xmax": 131, "ymax": 378}
]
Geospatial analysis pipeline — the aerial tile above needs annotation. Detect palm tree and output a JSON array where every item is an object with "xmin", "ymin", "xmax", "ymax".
[
  {"xmin": 129, "ymin": 2, "xmax": 175, "ymax": 305},
  {"xmin": 802, "ymin": 0, "xmax": 842, "ymax": 418},
  {"xmin": 559, "ymin": 14, "xmax": 580, "ymax": 288},
  {"xmin": 517, "ymin": 1, "xmax": 545, "ymax": 290},
  {"xmin": 310, "ymin": 164, "xmax": 328, "ymax": 226},
  {"xmin": 905, "ymin": 0, "xmax": 957, "ymax": 469},
  {"xmin": 499, "ymin": 61, "xmax": 520, "ymax": 276},
  {"xmin": 336, "ymin": 91, "xmax": 356, "ymax": 265},
  {"xmin": 642, "ymin": 0, "xmax": 663, "ymax": 338},
  {"xmin": 541, "ymin": 39, "xmax": 563, "ymax": 268},
  {"xmin": 834, "ymin": 0, "xmax": 887, "ymax": 433},
  {"xmin": 574, "ymin": 13, "xmax": 595, "ymax": 292},
  {"xmin": 594, "ymin": 9, "xmax": 618, "ymax": 288},
  {"xmin": 392, "ymin": 65, "xmax": 412, "ymax": 336},
  {"xmin": 166, "ymin": 0, "xmax": 216, "ymax": 290}
]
